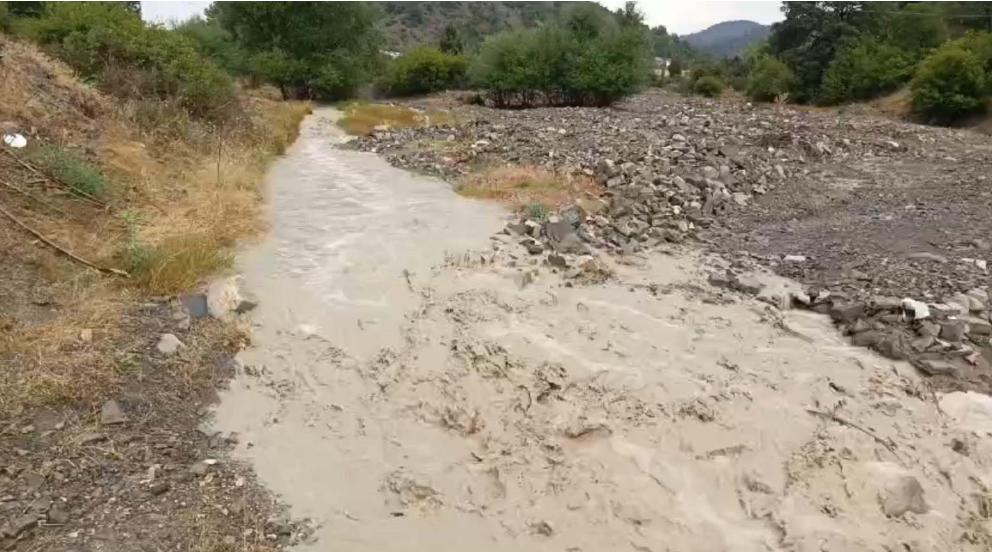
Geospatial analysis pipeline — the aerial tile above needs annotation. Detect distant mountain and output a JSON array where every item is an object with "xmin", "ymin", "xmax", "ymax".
[
  {"xmin": 374, "ymin": 2, "xmax": 608, "ymax": 52},
  {"xmin": 682, "ymin": 20, "xmax": 770, "ymax": 58}
]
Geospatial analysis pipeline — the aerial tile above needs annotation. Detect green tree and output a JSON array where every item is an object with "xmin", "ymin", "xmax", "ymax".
[
  {"xmin": 439, "ymin": 23, "xmax": 465, "ymax": 55},
  {"xmin": 208, "ymin": 2, "xmax": 384, "ymax": 100},
  {"xmin": 668, "ymin": 58, "xmax": 683, "ymax": 77},
  {"xmin": 382, "ymin": 47, "xmax": 468, "ymax": 96},
  {"xmin": 820, "ymin": 37, "xmax": 912, "ymax": 103}
]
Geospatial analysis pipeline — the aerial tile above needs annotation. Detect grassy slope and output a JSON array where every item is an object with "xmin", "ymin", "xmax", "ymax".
[{"xmin": 0, "ymin": 35, "xmax": 309, "ymax": 413}]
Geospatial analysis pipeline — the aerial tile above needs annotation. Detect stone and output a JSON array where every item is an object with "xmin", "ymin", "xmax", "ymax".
[
  {"xmin": 157, "ymin": 333, "xmax": 185, "ymax": 355},
  {"xmin": 829, "ymin": 302, "xmax": 866, "ymax": 324},
  {"xmin": 521, "ymin": 239, "xmax": 543, "ymax": 255},
  {"xmin": 79, "ymin": 328, "xmax": 93, "ymax": 343},
  {"xmin": 917, "ymin": 321, "xmax": 940, "ymax": 338},
  {"xmin": 559, "ymin": 204, "xmax": 586, "ymax": 227},
  {"xmin": 708, "ymin": 271, "xmax": 735, "ymax": 289},
  {"xmin": 910, "ymin": 336, "xmax": 934, "ymax": 353},
  {"xmin": 100, "ymin": 399, "xmax": 127, "ymax": 425},
  {"xmin": 1, "ymin": 514, "xmax": 37, "ymax": 538},
  {"xmin": 235, "ymin": 296, "xmax": 259, "ymax": 314},
  {"xmin": 506, "ymin": 221, "xmax": 528, "ymax": 236},
  {"xmin": 207, "ymin": 276, "xmax": 250, "ymax": 320},
  {"xmin": 149, "ymin": 482, "xmax": 171, "ymax": 496},
  {"xmin": 77, "ymin": 432, "xmax": 107, "ymax": 445},
  {"xmin": 968, "ymin": 317, "xmax": 992, "ymax": 336},
  {"xmin": 874, "ymin": 297, "xmax": 903, "ymax": 312},
  {"xmin": 873, "ymin": 333, "xmax": 909, "ymax": 360},
  {"xmin": 179, "ymin": 293, "xmax": 209, "ymax": 319},
  {"xmin": 851, "ymin": 330, "xmax": 884, "ymax": 347},
  {"xmin": 967, "ymin": 296, "xmax": 985, "ymax": 313},
  {"xmin": 733, "ymin": 275, "xmax": 765, "ymax": 295},
  {"xmin": 189, "ymin": 461, "xmax": 211, "ymax": 477},
  {"xmin": 882, "ymin": 476, "xmax": 928, "ymax": 517},
  {"xmin": 906, "ymin": 252, "xmax": 948, "ymax": 263},
  {"xmin": 939, "ymin": 320, "xmax": 967, "ymax": 343},
  {"xmin": 914, "ymin": 359, "xmax": 960, "ymax": 377},
  {"xmin": 547, "ymin": 253, "xmax": 568, "ymax": 269},
  {"xmin": 783, "ymin": 255, "xmax": 807, "ymax": 262},
  {"xmin": 47, "ymin": 506, "xmax": 70, "ymax": 525}
]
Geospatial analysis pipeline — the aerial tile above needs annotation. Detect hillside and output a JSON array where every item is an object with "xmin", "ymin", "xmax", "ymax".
[
  {"xmin": 683, "ymin": 20, "xmax": 769, "ymax": 58},
  {"xmin": 374, "ymin": 1, "xmax": 606, "ymax": 51}
]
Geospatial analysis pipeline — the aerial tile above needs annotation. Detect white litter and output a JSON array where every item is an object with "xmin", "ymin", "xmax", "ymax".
[
  {"xmin": 901, "ymin": 298, "xmax": 930, "ymax": 320},
  {"xmin": 2, "ymin": 134, "xmax": 26, "ymax": 148}
]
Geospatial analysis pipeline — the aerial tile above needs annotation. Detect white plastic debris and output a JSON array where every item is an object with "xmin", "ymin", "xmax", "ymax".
[
  {"xmin": 2, "ymin": 133, "xmax": 26, "ymax": 148},
  {"xmin": 901, "ymin": 298, "xmax": 931, "ymax": 321}
]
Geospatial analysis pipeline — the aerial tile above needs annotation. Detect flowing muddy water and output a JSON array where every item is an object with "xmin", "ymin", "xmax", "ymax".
[{"xmin": 214, "ymin": 110, "xmax": 992, "ymax": 551}]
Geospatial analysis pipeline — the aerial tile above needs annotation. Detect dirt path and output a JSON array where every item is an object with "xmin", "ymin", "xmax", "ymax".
[{"xmin": 212, "ymin": 110, "xmax": 992, "ymax": 551}]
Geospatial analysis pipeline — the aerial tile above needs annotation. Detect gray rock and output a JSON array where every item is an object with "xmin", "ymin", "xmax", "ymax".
[
  {"xmin": 547, "ymin": 253, "xmax": 569, "ymax": 269},
  {"xmin": 733, "ymin": 275, "xmax": 765, "ymax": 295},
  {"xmin": 179, "ymin": 293, "xmax": 209, "ymax": 319},
  {"xmin": 149, "ymin": 482, "xmax": 171, "ymax": 496},
  {"xmin": 851, "ymin": 330, "xmax": 884, "ymax": 347},
  {"xmin": 882, "ymin": 476, "xmax": 929, "ymax": 517},
  {"xmin": 910, "ymin": 336, "xmax": 935, "ymax": 353},
  {"xmin": 521, "ymin": 239, "xmax": 544, "ymax": 255},
  {"xmin": 873, "ymin": 297, "xmax": 903, "ymax": 312},
  {"xmin": 917, "ymin": 321, "xmax": 941, "ymax": 338},
  {"xmin": 914, "ymin": 359, "xmax": 960, "ymax": 377},
  {"xmin": 559, "ymin": 205, "xmax": 585, "ymax": 227},
  {"xmin": 968, "ymin": 317, "xmax": 992, "ymax": 336},
  {"xmin": 873, "ymin": 333, "xmax": 909, "ymax": 360},
  {"xmin": 157, "ymin": 333, "xmax": 185, "ymax": 355},
  {"xmin": 235, "ymin": 298, "xmax": 259, "ymax": 314},
  {"xmin": 506, "ymin": 221, "xmax": 529, "ymax": 236},
  {"xmin": 967, "ymin": 296, "xmax": 985, "ymax": 313},
  {"xmin": 708, "ymin": 271, "xmax": 735, "ymax": 289},
  {"xmin": 47, "ymin": 506, "xmax": 70, "ymax": 525},
  {"xmin": 906, "ymin": 252, "xmax": 948, "ymax": 263},
  {"xmin": 189, "ymin": 461, "xmax": 211, "ymax": 477},
  {"xmin": 100, "ymin": 399, "xmax": 127, "ymax": 425},
  {"xmin": 77, "ymin": 432, "xmax": 107, "ymax": 445},
  {"xmin": 939, "ymin": 320, "xmax": 967, "ymax": 343},
  {"xmin": 829, "ymin": 302, "xmax": 866, "ymax": 324},
  {"xmin": 1, "ymin": 514, "xmax": 37, "ymax": 537}
]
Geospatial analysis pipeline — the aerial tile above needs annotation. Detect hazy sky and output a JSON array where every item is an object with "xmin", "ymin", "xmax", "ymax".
[{"xmin": 141, "ymin": 1, "xmax": 785, "ymax": 36}]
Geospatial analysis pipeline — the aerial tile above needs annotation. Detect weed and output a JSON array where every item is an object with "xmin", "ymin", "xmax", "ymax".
[
  {"xmin": 525, "ymin": 202, "xmax": 551, "ymax": 222},
  {"xmin": 27, "ymin": 144, "xmax": 106, "ymax": 196},
  {"xmin": 130, "ymin": 233, "xmax": 233, "ymax": 294},
  {"xmin": 457, "ymin": 165, "xmax": 601, "ymax": 212},
  {"xmin": 336, "ymin": 102, "xmax": 456, "ymax": 136}
]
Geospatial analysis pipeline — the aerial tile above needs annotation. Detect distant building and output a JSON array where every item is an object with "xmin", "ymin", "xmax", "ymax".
[{"xmin": 653, "ymin": 57, "xmax": 671, "ymax": 78}]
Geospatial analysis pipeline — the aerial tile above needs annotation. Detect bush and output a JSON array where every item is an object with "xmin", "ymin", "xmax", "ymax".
[
  {"xmin": 953, "ymin": 31, "xmax": 992, "ymax": 76},
  {"xmin": 693, "ymin": 75, "xmax": 725, "ymax": 98},
  {"xmin": 746, "ymin": 57, "xmax": 796, "ymax": 102},
  {"xmin": 667, "ymin": 58, "xmax": 682, "ymax": 78},
  {"xmin": 25, "ymin": 3, "xmax": 235, "ymax": 116},
  {"xmin": 381, "ymin": 47, "xmax": 468, "ymax": 97},
  {"xmin": 0, "ymin": 2, "xmax": 12, "ymax": 32},
  {"xmin": 911, "ymin": 45, "xmax": 986, "ymax": 122},
  {"xmin": 820, "ymin": 38, "xmax": 912, "ymax": 104}
]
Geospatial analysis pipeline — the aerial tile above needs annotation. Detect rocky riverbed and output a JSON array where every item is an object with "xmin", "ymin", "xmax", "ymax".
[{"xmin": 350, "ymin": 90, "xmax": 992, "ymax": 395}]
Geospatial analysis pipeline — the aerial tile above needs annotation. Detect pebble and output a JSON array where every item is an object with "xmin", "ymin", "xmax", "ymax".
[
  {"xmin": 100, "ymin": 399, "xmax": 127, "ymax": 425},
  {"xmin": 157, "ymin": 333, "xmax": 185, "ymax": 355}
]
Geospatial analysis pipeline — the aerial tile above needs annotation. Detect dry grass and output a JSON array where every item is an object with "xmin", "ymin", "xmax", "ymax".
[
  {"xmin": 0, "ymin": 37, "xmax": 310, "ymax": 413},
  {"xmin": 337, "ymin": 101, "xmax": 457, "ymax": 136},
  {"xmin": 457, "ymin": 165, "xmax": 602, "ymax": 212}
]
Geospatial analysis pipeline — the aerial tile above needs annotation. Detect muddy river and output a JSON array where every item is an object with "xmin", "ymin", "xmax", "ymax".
[{"xmin": 213, "ymin": 109, "xmax": 992, "ymax": 552}]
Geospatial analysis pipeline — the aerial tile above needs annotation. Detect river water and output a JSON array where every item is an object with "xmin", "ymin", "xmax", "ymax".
[{"xmin": 212, "ymin": 109, "xmax": 992, "ymax": 552}]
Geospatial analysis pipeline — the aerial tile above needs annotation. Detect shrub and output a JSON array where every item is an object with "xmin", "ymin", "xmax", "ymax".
[
  {"xmin": 25, "ymin": 3, "xmax": 235, "ymax": 116},
  {"xmin": 381, "ymin": 47, "xmax": 468, "ymax": 97},
  {"xmin": 911, "ymin": 45, "xmax": 986, "ymax": 122},
  {"xmin": 0, "ymin": 2, "xmax": 12, "ymax": 32},
  {"xmin": 820, "ymin": 38, "xmax": 912, "ymax": 104},
  {"xmin": 470, "ymin": 21, "xmax": 651, "ymax": 107},
  {"xmin": 746, "ymin": 57, "xmax": 797, "ymax": 102},
  {"xmin": 28, "ymin": 145, "xmax": 106, "ymax": 197},
  {"xmin": 693, "ymin": 75, "xmax": 725, "ymax": 98},
  {"xmin": 953, "ymin": 31, "xmax": 992, "ymax": 77},
  {"xmin": 667, "ymin": 58, "xmax": 682, "ymax": 77}
]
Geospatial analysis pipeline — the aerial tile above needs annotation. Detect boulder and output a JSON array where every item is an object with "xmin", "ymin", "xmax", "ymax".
[{"xmin": 939, "ymin": 320, "xmax": 967, "ymax": 343}]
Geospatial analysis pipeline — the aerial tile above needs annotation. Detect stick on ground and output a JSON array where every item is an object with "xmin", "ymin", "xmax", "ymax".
[
  {"xmin": 807, "ymin": 409, "xmax": 906, "ymax": 466},
  {"xmin": 0, "ymin": 199, "xmax": 128, "ymax": 277}
]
